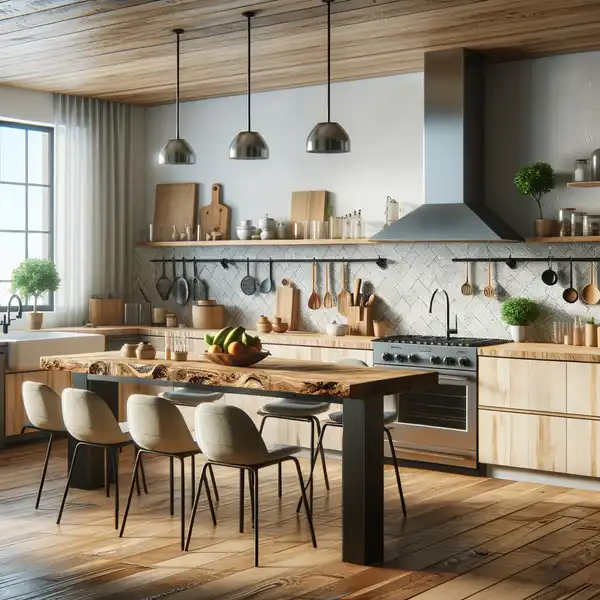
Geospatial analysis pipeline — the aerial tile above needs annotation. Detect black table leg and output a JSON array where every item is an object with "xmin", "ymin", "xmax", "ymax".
[
  {"xmin": 342, "ymin": 395, "xmax": 384, "ymax": 566},
  {"xmin": 69, "ymin": 374, "xmax": 119, "ymax": 490}
]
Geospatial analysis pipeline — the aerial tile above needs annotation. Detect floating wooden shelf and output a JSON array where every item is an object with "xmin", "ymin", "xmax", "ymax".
[
  {"xmin": 566, "ymin": 181, "xmax": 600, "ymax": 188},
  {"xmin": 137, "ymin": 239, "xmax": 380, "ymax": 248},
  {"xmin": 527, "ymin": 236, "xmax": 600, "ymax": 243}
]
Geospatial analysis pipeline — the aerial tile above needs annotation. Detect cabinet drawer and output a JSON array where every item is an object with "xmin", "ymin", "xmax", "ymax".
[
  {"xmin": 479, "ymin": 409, "xmax": 566, "ymax": 473},
  {"xmin": 479, "ymin": 357, "xmax": 566, "ymax": 413},
  {"xmin": 567, "ymin": 363, "xmax": 600, "ymax": 417},
  {"xmin": 567, "ymin": 418, "xmax": 600, "ymax": 477}
]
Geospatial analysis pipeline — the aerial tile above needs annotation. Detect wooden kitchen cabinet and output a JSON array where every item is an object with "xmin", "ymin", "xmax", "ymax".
[
  {"xmin": 4, "ymin": 371, "xmax": 72, "ymax": 436},
  {"xmin": 478, "ymin": 357, "xmax": 566, "ymax": 413},
  {"xmin": 566, "ymin": 362, "xmax": 600, "ymax": 417},
  {"xmin": 479, "ymin": 409, "xmax": 567, "ymax": 473},
  {"xmin": 566, "ymin": 418, "xmax": 600, "ymax": 477}
]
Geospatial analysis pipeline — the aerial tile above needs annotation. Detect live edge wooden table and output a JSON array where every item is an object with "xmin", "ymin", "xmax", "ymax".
[{"xmin": 41, "ymin": 351, "xmax": 436, "ymax": 567}]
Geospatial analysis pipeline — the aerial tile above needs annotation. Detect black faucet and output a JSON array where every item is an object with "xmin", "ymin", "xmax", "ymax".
[
  {"xmin": 2, "ymin": 294, "xmax": 23, "ymax": 334},
  {"xmin": 428, "ymin": 288, "xmax": 458, "ymax": 340}
]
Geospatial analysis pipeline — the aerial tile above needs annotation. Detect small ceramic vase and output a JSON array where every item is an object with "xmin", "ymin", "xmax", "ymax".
[
  {"xmin": 136, "ymin": 341, "xmax": 156, "ymax": 360},
  {"xmin": 272, "ymin": 317, "xmax": 289, "ymax": 333},
  {"xmin": 256, "ymin": 315, "xmax": 273, "ymax": 334},
  {"xmin": 120, "ymin": 343, "xmax": 137, "ymax": 358}
]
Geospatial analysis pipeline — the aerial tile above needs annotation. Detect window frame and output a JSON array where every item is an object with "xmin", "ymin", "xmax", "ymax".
[{"xmin": 0, "ymin": 119, "xmax": 55, "ymax": 312}]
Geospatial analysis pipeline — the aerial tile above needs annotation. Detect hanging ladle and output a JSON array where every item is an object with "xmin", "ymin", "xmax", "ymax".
[{"xmin": 563, "ymin": 258, "xmax": 579, "ymax": 304}]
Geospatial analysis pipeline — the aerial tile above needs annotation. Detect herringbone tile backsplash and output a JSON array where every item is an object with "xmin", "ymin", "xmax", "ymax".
[{"xmin": 134, "ymin": 243, "xmax": 600, "ymax": 342}]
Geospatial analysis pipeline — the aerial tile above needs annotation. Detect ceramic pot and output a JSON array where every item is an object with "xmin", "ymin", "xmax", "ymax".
[
  {"xmin": 27, "ymin": 312, "xmax": 43, "ymax": 330},
  {"xmin": 272, "ymin": 317, "xmax": 289, "ymax": 334},
  {"xmin": 121, "ymin": 343, "xmax": 137, "ymax": 358},
  {"xmin": 256, "ymin": 315, "xmax": 272, "ymax": 334},
  {"xmin": 136, "ymin": 341, "xmax": 156, "ymax": 360},
  {"xmin": 586, "ymin": 324, "xmax": 597, "ymax": 347},
  {"xmin": 509, "ymin": 325, "xmax": 527, "ymax": 342},
  {"xmin": 533, "ymin": 219, "xmax": 559, "ymax": 237}
]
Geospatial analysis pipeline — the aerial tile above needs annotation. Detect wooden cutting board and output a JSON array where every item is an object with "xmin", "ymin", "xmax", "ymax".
[
  {"xmin": 200, "ymin": 183, "xmax": 231, "ymax": 241},
  {"xmin": 290, "ymin": 191, "xmax": 328, "ymax": 224},
  {"xmin": 276, "ymin": 278, "xmax": 299, "ymax": 331},
  {"xmin": 153, "ymin": 183, "xmax": 198, "ymax": 241},
  {"xmin": 89, "ymin": 298, "xmax": 124, "ymax": 326}
]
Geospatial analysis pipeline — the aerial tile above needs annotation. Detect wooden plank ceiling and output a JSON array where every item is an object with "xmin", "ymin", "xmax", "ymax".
[{"xmin": 1, "ymin": 0, "xmax": 600, "ymax": 106}]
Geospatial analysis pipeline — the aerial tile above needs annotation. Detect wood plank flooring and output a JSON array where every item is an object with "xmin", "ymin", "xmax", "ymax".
[{"xmin": 2, "ymin": 441, "xmax": 600, "ymax": 599}]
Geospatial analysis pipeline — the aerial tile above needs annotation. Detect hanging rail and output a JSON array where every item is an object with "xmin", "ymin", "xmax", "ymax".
[
  {"xmin": 150, "ymin": 256, "xmax": 388, "ymax": 269},
  {"xmin": 452, "ymin": 256, "xmax": 600, "ymax": 270}
]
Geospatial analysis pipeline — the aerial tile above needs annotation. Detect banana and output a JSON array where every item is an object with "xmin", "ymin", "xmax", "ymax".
[
  {"xmin": 223, "ymin": 326, "xmax": 245, "ymax": 351},
  {"xmin": 213, "ymin": 326, "xmax": 233, "ymax": 349}
]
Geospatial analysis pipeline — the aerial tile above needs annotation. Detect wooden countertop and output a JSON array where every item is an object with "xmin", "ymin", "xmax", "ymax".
[
  {"xmin": 479, "ymin": 342, "xmax": 600, "ymax": 363},
  {"xmin": 40, "ymin": 351, "xmax": 436, "ymax": 399},
  {"xmin": 46, "ymin": 326, "xmax": 375, "ymax": 350}
]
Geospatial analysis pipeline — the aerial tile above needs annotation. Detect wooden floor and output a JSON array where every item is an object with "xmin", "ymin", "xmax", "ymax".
[{"xmin": 2, "ymin": 442, "xmax": 600, "ymax": 600}]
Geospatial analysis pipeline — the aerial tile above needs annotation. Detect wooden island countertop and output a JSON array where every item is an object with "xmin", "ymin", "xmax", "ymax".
[
  {"xmin": 478, "ymin": 342, "xmax": 600, "ymax": 363},
  {"xmin": 40, "ymin": 351, "xmax": 436, "ymax": 399}
]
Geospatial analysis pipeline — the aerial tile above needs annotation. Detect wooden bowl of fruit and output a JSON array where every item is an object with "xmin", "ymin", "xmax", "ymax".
[{"xmin": 203, "ymin": 327, "xmax": 269, "ymax": 367}]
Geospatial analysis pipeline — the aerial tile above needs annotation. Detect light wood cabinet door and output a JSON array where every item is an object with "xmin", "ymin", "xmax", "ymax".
[
  {"xmin": 566, "ymin": 418, "xmax": 600, "ymax": 477},
  {"xmin": 5, "ymin": 371, "xmax": 72, "ymax": 437},
  {"xmin": 479, "ymin": 409, "xmax": 567, "ymax": 473},
  {"xmin": 566, "ymin": 362, "xmax": 600, "ymax": 417},
  {"xmin": 478, "ymin": 357, "xmax": 567, "ymax": 413}
]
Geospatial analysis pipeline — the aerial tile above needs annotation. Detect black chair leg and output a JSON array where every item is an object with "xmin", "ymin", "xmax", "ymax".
[
  {"xmin": 385, "ymin": 427, "xmax": 407, "ymax": 517},
  {"xmin": 290, "ymin": 457, "xmax": 317, "ymax": 548},
  {"xmin": 134, "ymin": 446, "xmax": 142, "ymax": 497},
  {"xmin": 169, "ymin": 456, "xmax": 174, "ymax": 516},
  {"xmin": 35, "ymin": 433, "xmax": 54, "ymax": 509},
  {"xmin": 252, "ymin": 468, "xmax": 259, "ymax": 568},
  {"xmin": 179, "ymin": 457, "xmax": 185, "ymax": 550},
  {"xmin": 309, "ymin": 419, "xmax": 315, "ymax": 511},
  {"xmin": 112, "ymin": 447, "xmax": 120, "ymax": 530},
  {"xmin": 314, "ymin": 420, "xmax": 330, "ymax": 491},
  {"xmin": 138, "ymin": 453, "xmax": 148, "ymax": 494},
  {"xmin": 208, "ymin": 463, "xmax": 219, "ymax": 502},
  {"xmin": 296, "ymin": 423, "xmax": 328, "ymax": 513},
  {"xmin": 185, "ymin": 463, "xmax": 217, "ymax": 552},
  {"xmin": 119, "ymin": 449, "xmax": 142, "ymax": 538},
  {"xmin": 249, "ymin": 470, "xmax": 255, "ymax": 528},
  {"xmin": 277, "ymin": 462, "xmax": 282, "ymax": 498},
  {"xmin": 191, "ymin": 455, "xmax": 196, "ymax": 505},
  {"xmin": 105, "ymin": 448, "xmax": 111, "ymax": 498},
  {"xmin": 56, "ymin": 443, "xmax": 81, "ymax": 525},
  {"xmin": 239, "ymin": 469, "xmax": 245, "ymax": 534}
]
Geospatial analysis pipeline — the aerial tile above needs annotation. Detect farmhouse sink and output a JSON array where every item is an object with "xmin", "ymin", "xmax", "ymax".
[{"xmin": 1, "ymin": 331, "xmax": 105, "ymax": 372}]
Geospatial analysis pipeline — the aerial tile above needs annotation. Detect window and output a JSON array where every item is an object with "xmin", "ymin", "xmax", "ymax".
[{"xmin": 0, "ymin": 120, "xmax": 54, "ymax": 310}]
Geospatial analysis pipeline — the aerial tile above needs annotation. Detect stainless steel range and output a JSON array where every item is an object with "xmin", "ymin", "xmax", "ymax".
[{"xmin": 373, "ymin": 334, "xmax": 506, "ymax": 470}]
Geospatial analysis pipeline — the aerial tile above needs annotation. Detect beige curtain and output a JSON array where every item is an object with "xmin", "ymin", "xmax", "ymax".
[{"xmin": 54, "ymin": 95, "xmax": 134, "ymax": 326}]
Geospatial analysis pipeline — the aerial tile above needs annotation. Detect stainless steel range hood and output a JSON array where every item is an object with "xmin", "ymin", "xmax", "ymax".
[{"xmin": 372, "ymin": 48, "xmax": 522, "ymax": 242}]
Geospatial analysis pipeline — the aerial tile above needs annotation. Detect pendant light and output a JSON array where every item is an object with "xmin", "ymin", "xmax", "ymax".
[
  {"xmin": 306, "ymin": 0, "xmax": 350, "ymax": 154},
  {"xmin": 159, "ymin": 28, "xmax": 196, "ymax": 165},
  {"xmin": 230, "ymin": 11, "xmax": 269, "ymax": 160}
]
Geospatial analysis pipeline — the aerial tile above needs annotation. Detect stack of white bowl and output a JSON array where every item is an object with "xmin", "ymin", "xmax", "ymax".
[{"xmin": 236, "ymin": 220, "xmax": 256, "ymax": 240}]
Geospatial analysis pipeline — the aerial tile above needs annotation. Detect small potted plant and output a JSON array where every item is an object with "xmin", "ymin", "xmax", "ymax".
[
  {"xmin": 11, "ymin": 258, "xmax": 60, "ymax": 330},
  {"xmin": 500, "ymin": 297, "xmax": 540, "ymax": 342},
  {"xmin": 514, "ymin": 162, "xmax": 557, "ymax": 237},
  {"xmin": 586, "ymin": 317, "xmax": 597, "ymax": 347}
]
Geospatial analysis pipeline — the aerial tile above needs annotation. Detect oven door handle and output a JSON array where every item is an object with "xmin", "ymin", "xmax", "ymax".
[{"xmin": 438, "ymin": 375, "xmax": 471, "ymax": 383}]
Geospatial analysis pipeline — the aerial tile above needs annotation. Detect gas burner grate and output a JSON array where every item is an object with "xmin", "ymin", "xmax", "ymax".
[{"xmin": 374, "ymin": 335, "xmax": 507, "ymax": 347}]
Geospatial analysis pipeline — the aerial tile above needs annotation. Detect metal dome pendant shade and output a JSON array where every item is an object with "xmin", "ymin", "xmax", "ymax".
[
  {"xmin": 306, "ymin": 0, "xmax": 350, "ymax": 154},
  {"xmin": 230, "ymin": 11, "xmax": 269, "ymax": 160},
  {"xmin": 159, "ymin": 28, "xmax": 196, "ymax": 165}
]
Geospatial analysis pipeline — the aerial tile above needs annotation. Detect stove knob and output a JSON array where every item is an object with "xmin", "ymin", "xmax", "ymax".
[
  {"xmin": 408, "ymin": 354, "xmax": 420, "ymax": 363},
  {"xmin": 395, "ymin": 354, "xmax": 407, "ymax": 363},
  {"xmin": 381, "ymin": 352, "xmax": 393, "ymax": 362},
  {"xmin": 458, "ymin": 357, "xmax": 471, "ymax": 367},
  {"xmin": 430, "ymin": 356, "xmax": 441, "ymax": 365},
  {"xmin": 443, "ymin": 356, "xmax": 455, "ymax": 366}
]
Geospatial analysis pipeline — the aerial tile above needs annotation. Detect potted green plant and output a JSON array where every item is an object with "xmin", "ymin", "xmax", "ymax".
[
  {"xmin": 514, "ymin": 162, "xmax": 557, "ymax": 237},
  {"xmin": 500, "ymin": 297, "xmax": 540, "ymax": 342},
  {"xmin": 11, "ymin": 258, "xmax": 60, "ymax": 330}
]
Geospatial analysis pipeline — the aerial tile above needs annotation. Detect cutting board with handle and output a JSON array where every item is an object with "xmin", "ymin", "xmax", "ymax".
[
  {"xmin": 276, "ymin": 278, "xmax": 299, "ymax": 331},
  {"xmin": 290, "ymin": 191, "xmax": 328, "ymax": 224},
  {"xmin": 200, "ymin": 183, "xmax": 231, "ymax": 240},
  {"xmin": 153, "ymin": 183, "xmax": 198, "ymax": 241}
]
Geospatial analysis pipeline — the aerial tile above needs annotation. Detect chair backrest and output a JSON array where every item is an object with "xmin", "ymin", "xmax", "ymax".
[
  {"xmin": 127, "ymin": 394, "xmax": 198, "ymax": 454},
  {"xmin": 195, "ymin": 404, "xmax": 270, "ymax": 466},
  {"xmin": 61, "ymin": 388, "xmax": 127, "ymax": 445},
  {"xmin": 335, "ymin": 358, "xmax": 368, "ymax": 367},
  {"xmin": 22, "ymin": 382, "xmax": 66, "ymax": 432}
]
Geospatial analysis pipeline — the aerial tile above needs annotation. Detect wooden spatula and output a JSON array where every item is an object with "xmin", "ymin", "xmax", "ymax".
[
  {"xmin": 337, "ymin": 263, "xmax": 351, "ymax": 315},
  {"xmin": 308, "ymin": 262, "xmax": 321, "ymax": 310},
  {"xmin": 323, "ymin": 263, "xmax": 334, "ymax": 308}
]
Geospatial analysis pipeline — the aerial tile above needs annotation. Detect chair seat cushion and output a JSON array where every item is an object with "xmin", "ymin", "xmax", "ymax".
[
  {"xmin": 328, "ymin": 410, "xmax": 397, "ymax": 425},
  {"xmin": 266, "ymin": 444, "xmax": 302, "ymax": 462},
  {"xmin": 259, "ymin": 400, "xmax": 331, "ymax": 417},
  {"xmin": 160, "ymin": 389, "xmax": 223, "ymax": 406}
]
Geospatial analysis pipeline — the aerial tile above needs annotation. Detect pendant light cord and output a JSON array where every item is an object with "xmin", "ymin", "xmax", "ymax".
[
  {"xmin": 174, "ymin": 28, "xmax": 182, "ymax": 139},
  {"xmin": 327, "ymin": 0, "xmax": 331, "ymax": 123},
  {"xmin": 246, "ymin": 13, "xmax": 252, "ymax": 132}
]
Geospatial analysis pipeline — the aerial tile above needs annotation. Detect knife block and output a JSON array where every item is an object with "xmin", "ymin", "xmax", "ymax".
[{"xmin": 347, "ymin": 306, "xmax": 374, "ymax": 336}]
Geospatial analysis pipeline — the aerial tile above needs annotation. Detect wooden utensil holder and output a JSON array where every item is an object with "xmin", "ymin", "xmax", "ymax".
[{"xmin": 347, "ymin": 306, "xmax": 374, "ymax": 336}]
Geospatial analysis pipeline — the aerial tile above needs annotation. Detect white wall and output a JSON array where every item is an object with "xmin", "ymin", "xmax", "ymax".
[
  {"xmin": 145, "ymin": 74, "xmax": 424, "ymax": 236},
  {"xmin": 0, "ymin": 85, "xmax": 53, "ymax": 125}
]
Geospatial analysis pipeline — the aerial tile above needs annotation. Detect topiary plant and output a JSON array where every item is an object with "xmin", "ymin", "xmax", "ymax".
[
  {"xmin": 514, "ymin": 162, "xmax": 555, "ymax": 220},
  {"xmin": 500, "ymin": 297, "xmax": 540, "ymax": 326},
  {"xmin": 12, "ymin": 258, "xmax": 60, "ymax": 312}
]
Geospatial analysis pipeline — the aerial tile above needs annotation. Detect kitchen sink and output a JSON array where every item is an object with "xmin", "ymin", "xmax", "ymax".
[{"xmin": 1, "ymin": 331, "xmax": 105, "ymax": 372}]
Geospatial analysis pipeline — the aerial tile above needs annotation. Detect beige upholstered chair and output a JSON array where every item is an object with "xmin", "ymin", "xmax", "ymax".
[
  {"xmin": 57, "ymin": 388, "xmax": 147, "ymax": 529},
  {"xmin": 186, "ymin": 403, "xmax": 317, "ymax": 567},
  {"xmin": 119, "ymin": 395, "xmax": 217, "ymax": 550},
  {"xmin": 21, "ymin": 382, "xmax": 67, "ymax": 509},
  {"xmin": 297, "ymin": 359, "xmax": 407, "ymax": 517}
]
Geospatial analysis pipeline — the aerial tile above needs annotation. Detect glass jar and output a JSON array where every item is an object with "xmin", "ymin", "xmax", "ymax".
[
  {"xmin": 571, "ymin": 211, "xmax": 585, "ymax": 236},
  {"xmin": 558, "ymin": 208, "xmax": 576, "ymax": 236},
  {"xmin": 574, "ymin": 159, "xmax": 589, "ymax": 182},
  {"xmin": 583, "ymin": 214, "xmax": 600, "ymax": 236}
]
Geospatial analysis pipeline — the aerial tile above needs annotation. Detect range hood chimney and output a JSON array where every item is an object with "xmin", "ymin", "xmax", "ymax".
[{"xmin": 372, "ymin": 48, "xmax": 522, "ymax": 242}]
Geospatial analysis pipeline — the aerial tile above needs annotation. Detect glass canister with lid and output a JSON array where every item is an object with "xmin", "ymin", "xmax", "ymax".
[
  {"xmin": 571, "ymin": 211, "xmax": 586, "ymax": 236},
  {"xmin": 558, "ymin": 208, "xmax": 577, "ymax": 236},
  {"xmin": 583, "ymin": 214, "xmax": 600, "ymax": 236}
]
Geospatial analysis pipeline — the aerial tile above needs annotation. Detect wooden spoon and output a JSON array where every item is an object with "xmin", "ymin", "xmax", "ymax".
[
  {"xmin": 337, "ymin": 263, "xmax": 351, "ymax": 315},
  {"xmin": 308, "ymin": 262, "xmax": 321, "ymax": 310},
  {"xmin": 460, "ymin": 264, "xmax": 473, "ymax": 296},
  {"xmin": 582, "ymin": 261, "xmax": 600, "ymax": 305},
  {"xmin": 323, "ymin": 263, "xmax": 334, "ymax": 308},
  {"xmin": 483, "ymin": 262, "xmax": 495, "ymax": 298}
]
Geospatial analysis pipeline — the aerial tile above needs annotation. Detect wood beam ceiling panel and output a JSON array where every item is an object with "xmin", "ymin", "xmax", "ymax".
[{"xmin": 1, "ymin": 0, "xmax": 600, "ymax": 105}]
